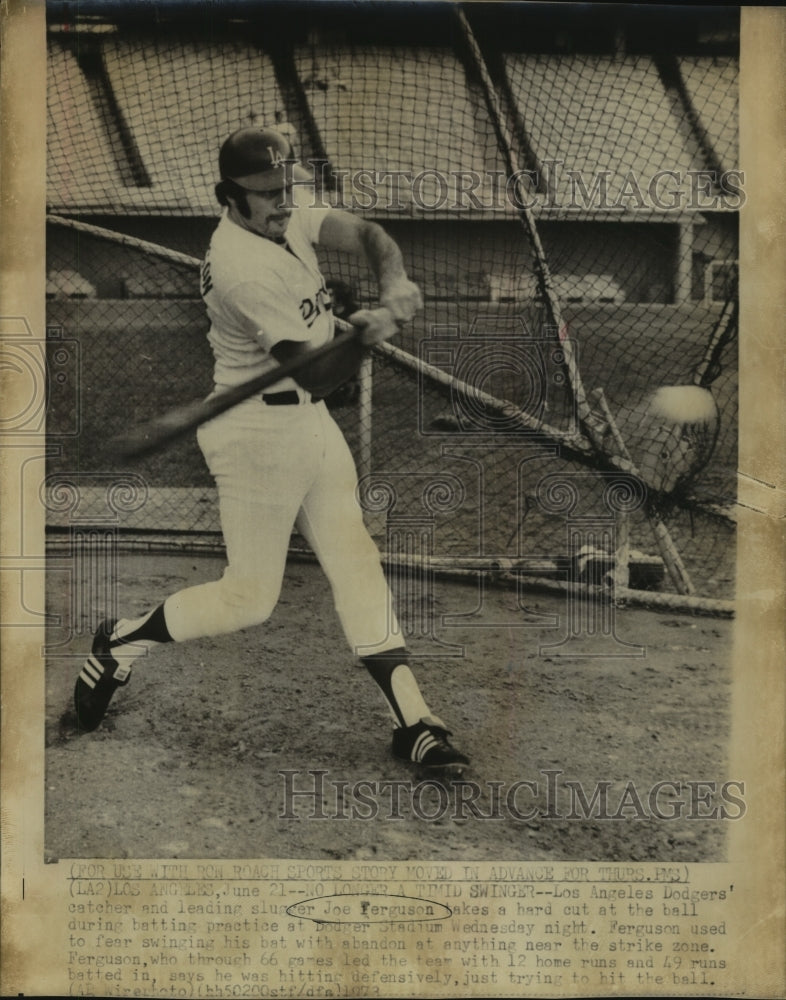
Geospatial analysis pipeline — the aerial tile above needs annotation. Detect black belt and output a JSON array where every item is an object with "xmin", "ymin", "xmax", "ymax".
[{"xmin": 262, "ymin": 391, "xmax": 316, "ymax": 406}]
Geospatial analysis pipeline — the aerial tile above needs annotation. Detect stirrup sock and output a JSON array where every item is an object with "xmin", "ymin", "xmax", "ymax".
[
  {"xmin": 361, "ymin": 648, "xmax": 432, "ymax": 728},
  {"xmin": 108, "ymin": 604, "xmax": 174, "ymax": 664}
]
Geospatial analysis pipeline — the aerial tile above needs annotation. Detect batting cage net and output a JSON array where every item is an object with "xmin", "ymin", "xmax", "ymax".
[{"xmin": 45, "ymin": 3, "xmax": 738, "ymax": 608}]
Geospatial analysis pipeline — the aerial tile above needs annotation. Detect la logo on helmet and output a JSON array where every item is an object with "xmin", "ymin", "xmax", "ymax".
[{"xmin": 267, "ymin": 145, "xmax": 287, "ymax": 167}]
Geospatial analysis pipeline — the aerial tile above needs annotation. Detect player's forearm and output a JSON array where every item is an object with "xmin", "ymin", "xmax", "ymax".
[
  {"xmin": 270, "ymin": 337, "xmax": 367, "ymax": 398},
  {"xmin": 360, "ymin": 225, "xmax": 423, "ymax": 321},
  {"xmin": 318, "ymin": 213, "xmax": 422, "ymax": 322},
  {"xmin": 358, "ymin": 222, "xmax": 408, "ymax": 290}
]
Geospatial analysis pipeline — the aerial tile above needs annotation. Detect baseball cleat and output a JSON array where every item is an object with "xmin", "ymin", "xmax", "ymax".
[
  {"xmin": 392, "ymin": 719, "xmax": 470, "ymax": 776},
  {"xmin": 73, "ymin": 619, "xmax": 131, "ymax": 733}
]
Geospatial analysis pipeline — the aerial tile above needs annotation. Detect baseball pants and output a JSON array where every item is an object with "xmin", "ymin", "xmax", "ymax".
[{"xmin": 161, "ymin": 396, "xmax": 402, "ymax": 656}]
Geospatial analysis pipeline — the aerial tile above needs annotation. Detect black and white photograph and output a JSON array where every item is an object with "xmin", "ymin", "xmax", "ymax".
[
  {"xmin": 41, "ymin": 1, "xmax": 743, "ymax": 862},
  {"xmin": 2, "ymin": 1, "xmax": 784, "ymax": 997}
]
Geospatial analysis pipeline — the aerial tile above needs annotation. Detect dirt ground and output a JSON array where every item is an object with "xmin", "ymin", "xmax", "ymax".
[{"xmin": 45, "ymin": 552, "xmax": 733, "ymax": 863}]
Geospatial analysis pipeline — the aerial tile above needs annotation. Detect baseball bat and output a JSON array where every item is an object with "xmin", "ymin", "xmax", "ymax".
[{"xmin": 113, "ymin": 319, "xmax": 358, "ymax": 461}]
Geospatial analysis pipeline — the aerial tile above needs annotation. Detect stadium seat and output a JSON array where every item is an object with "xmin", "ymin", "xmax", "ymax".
[
  {"xmin": 100, "ymin": 36, "xmax": 288, "ymax": 212},
  {"xmin": 502, "ymin": 54, "xmax": 699, "ymax": 208},
  {"xmin": 293, "ymin": 45, "xmax": 506, "ymax": 211},
  {"xmin": 553, "ymin": 274, "xmax": 625, "ymax": 304},
  {"xmin": 47, "ymin": 39, "xmax": 120, "ymax": 211},
  {"xmin": 678, "ymin": 56, "xmax": 738, "ymax": 171},
  {"xmin": 46, "ymin": 268, "xmax": 97, "ymax": 299},
  {"xmin": 121, "ymin": 267, "xmax": 198, "ymax": 298}
]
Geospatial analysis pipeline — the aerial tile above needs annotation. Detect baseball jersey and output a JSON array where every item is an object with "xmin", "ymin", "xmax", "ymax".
[{"xmin": 199, "ymin": 186, "xmax": 334, "ymax": 392}]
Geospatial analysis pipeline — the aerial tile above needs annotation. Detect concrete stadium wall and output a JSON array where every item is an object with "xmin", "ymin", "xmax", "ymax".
[{"xmin": 47, "ymin": 215, "xmax": 736, "ymax": 306}]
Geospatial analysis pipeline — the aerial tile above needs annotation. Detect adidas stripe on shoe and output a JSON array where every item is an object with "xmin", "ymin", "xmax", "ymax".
[
  {"xmin": 74, "ymin": 619, "xmax": 131, "ymax": 733},
  {"xmin": 391, "ymin": 718, "xmax": 470, "ymax": 775}
]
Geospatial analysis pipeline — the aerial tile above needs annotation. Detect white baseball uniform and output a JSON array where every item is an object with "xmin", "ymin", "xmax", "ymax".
[
  {"xmin": 160, "ymin": 187, "xmax": 403, "ymax": 656},
  {"xmin": 74, "ymin": 125, "xmax": 467, "ymax": 766}
]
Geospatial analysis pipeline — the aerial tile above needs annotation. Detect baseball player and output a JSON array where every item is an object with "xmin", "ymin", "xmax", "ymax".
[{"xmin": 74, "ymin": 126, "xmax": 469, "ymax": 774}]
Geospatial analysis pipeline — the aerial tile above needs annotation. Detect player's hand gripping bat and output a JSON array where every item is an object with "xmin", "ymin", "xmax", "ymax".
[{"xmin": 112, "ymin": 311, "xmax": 395, "ymax": 461}]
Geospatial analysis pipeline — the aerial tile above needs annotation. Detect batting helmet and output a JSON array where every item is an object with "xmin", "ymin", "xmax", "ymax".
[{"xmin": 218, "ymin": 127, "xmax": 311, "ymax": 191}]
